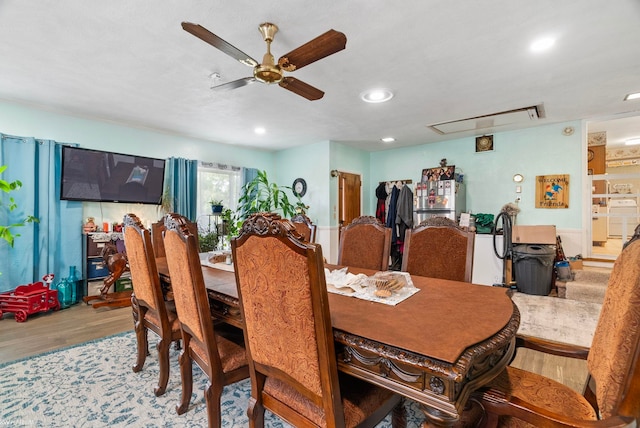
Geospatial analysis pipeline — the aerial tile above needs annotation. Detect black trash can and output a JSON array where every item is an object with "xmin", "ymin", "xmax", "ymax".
[{"xmin": 512, "ymin": 244, "xmax": 556, "ymax": 295}]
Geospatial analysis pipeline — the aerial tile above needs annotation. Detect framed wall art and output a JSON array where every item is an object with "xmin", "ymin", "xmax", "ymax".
[
  {"xmin": 535, "ymin": 174, "xmax": 570, "ymax": 209},
  {"xmin": 475, "ymin": 135, "xmax": 494, "ymax": 153}
]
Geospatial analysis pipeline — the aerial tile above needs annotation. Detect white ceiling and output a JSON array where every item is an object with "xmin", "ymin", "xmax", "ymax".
[{"xmin": 1, "ymin": 1, "xmax": 639, "ymax": 152}]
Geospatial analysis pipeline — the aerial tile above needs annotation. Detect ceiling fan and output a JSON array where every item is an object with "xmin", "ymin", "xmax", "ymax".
[{"xmin": 182, "ymin": 22, "xmax": 346, "ymax": 101}]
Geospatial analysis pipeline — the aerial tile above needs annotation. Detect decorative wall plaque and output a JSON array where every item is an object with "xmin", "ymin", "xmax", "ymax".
[{"xmin": 535, "ymin": 174, "xmax": 570, "ymax": 209}]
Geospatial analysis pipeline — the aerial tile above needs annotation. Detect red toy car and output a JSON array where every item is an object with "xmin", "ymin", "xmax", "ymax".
[{"xmin": 0, "ymin": 274, "xmax": 60, "ymax": 322}]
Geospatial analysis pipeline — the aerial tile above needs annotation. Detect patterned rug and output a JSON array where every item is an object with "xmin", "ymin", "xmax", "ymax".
[
  {"xmin": 512, "ymin": 291, "xmax": 601, "ymax": 347},
  {"xmin": 0, "ymin": 331, "xmax": 426, "ymax": 427}
]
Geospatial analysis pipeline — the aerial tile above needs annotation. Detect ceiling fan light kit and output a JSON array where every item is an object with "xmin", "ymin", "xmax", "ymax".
[{"xmin": 182, "ymin": 21, "xmax": 346, "ymax": 101}]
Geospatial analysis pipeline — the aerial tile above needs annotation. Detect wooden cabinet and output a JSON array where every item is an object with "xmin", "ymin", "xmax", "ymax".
[{"xmin": 588, "ymin": 145, "xmax": 606, "ymax": 175}]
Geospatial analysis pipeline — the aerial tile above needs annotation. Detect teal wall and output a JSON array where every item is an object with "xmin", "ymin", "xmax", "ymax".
[
  {"xmin": 369, "ymin": 121, "xmax": 583, "ymax": 229},
  {"xmin": 274, "ymin": 141, "xmax": 330, "ymax": 226},
  {"xmin": 329, "ymin": 141, "xmax": 371, "ymax": 226},
  {"xmin": 0, "ymin": 100, "xmax": 274, "ymax": 169},
  {"xmin": 1, "ymin": 100, "xmax": 584, "ymax": 231},
  {"xmin": 0, "ymin": 100, "xmax": 276, "ymax": 225}
]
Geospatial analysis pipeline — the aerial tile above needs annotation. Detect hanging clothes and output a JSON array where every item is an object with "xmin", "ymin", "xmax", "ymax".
[
  {"xmin": 375, "ymin": 182, "xmax": 388, "ymax": 223},
  {"xmin": 386, "ymin": 185, "xmax": 400, "ymax": 270},
  {"xmin": 395, "ymin": 184, "xmax": 414, "ymax": 255},
  {"xmin": 386, "ymin": 185, "xmax": 400, "ymax": 235}
]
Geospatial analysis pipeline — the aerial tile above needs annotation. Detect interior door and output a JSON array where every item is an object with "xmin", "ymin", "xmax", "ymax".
[{"xmin": 338, "ymin": 172, "xmax": 361, "ymax": 231}]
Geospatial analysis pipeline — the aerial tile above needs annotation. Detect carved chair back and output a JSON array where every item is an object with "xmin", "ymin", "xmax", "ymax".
[
  {"xmin": 338, "ymin": 215, "xmax": 391, "ymax": 271},
  {"xmin": 123, "ymin": 213, "xmax": 181, "ymax": 396},
  {"xmin": 402, "ymin": 217, "xmax": 475, "ymax": 282},
  {"xmin": 151, "ymin": 216, "xmax": 198, "ymax": 259},
  {"xmin": 150, "ymin": 220, "xmax": 166, "ymax": 258},
  {"xmin": 232, "ymin": 213, "xmax": 403, "ymax": 427},
  {"xmin": 291, "ymin": 213, "xmax": 317, "ymax": 243},
  {"xmin": 587, "ymin": 237, "xmax": 640, "ymax": 421}
]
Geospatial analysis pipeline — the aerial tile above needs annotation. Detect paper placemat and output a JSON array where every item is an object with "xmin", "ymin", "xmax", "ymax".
[
  {"xmin": 324, "ymin": 268, "xmax": 419, "ymax": 306},
  {"xmin": 201, "ymin": 260, "xmax": 235, "ymax": 272}
]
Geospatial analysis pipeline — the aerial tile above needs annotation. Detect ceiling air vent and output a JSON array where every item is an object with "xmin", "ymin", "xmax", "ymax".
[{"xmin": 428, "ymin": 105, "xmax": 545, "ymax": 135}]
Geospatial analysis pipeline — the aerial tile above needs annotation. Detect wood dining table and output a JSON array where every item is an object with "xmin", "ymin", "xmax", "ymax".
[{"xmin": 155, "ymin": 258, "xmax": 519, "ymax": 427}]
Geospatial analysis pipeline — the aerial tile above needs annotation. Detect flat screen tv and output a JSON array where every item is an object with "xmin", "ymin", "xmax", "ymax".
[{"xmin": 60, "ymin": 146, "xmax": 166, "ymax": 205}]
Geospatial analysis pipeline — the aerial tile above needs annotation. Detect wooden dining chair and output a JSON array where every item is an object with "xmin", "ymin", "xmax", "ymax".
[
  {"xmin": 338, "ymin": 215, "xmax": 391, "ymax": 271},
  {"xmin": 163, "ymin": 213, "xmax": 249, "ymax": 427},
  {"xmin": 150, "ymin": 220, "xmax": 166, "ymax": 258},
  {"xmin": 401, "ymin": 216, "xmax": 475, "ymax": 282},
  {"xmin": 232, "ymin": 212, "xmax": 405, "ymax": 428},
  {"xmin": 151, "ymin": 216, "xmax": 199, "ymax": 258},
  {"xmin": 122, "ymin": 213, "xmax": 182, "ymax": 396},
  {"xmin": 468, "ymin": 235, "xmax": 640, "ymax": 427},
  {"xmin": 291, "ymin": 213, "xmax": 317, "ymax": 243}
]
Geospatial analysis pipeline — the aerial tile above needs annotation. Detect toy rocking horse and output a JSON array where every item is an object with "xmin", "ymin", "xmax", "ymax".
[{"xmin": 82, "ymin": 242, "xmax": 132, "ymax": 309}]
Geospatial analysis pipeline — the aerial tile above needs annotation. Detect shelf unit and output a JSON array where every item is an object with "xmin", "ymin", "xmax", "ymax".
[{"xmin": 82, "ymin": 232, "xmax": 128, "ymax": 296}]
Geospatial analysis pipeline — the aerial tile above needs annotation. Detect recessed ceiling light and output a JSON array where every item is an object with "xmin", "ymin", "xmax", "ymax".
[
  {"xmin": 624, "ymin": 92, "xmax": 640, "ymax": 101},
  {"xmin": 381, "ymin": 137, "xmax": 395, "ymax": 143},
  {"xmin": 254, "ymin": 127, "xmax": 266, "ymax": 135},
  {"xmin": 530, "ymin": 36, "xmax": 555, "ymax": 52},
  {"xmin": 360, "ymin": 89, "xmax": 394, "ymax": 103},
  {"xmin": 625, "ymin": 138, "xmax": 640, "ymax": 146}
]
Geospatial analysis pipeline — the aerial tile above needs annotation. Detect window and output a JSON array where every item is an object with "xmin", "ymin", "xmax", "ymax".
[{"xmin": 196, "ymin": 162, "xmax": 242, "ymax": 234}]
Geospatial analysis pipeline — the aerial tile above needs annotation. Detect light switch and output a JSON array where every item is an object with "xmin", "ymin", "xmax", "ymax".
[{"xmin": 516, "ymin": 185, "xmax": 522, "ymax": 193}]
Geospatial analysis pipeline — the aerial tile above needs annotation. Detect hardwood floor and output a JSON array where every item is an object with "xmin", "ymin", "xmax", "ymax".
[{"xmin": 0, "ymin": 303, "xmax": 133, "ymax": 364}]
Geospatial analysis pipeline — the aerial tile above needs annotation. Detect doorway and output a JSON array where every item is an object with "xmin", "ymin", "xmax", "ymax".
[
  {"xmin": 588, "ymin": 116, "xmax": 640, "ymax": 260},
  {"xmin": 337, "ymin": 172, "xmax": 361, "ymax": 232}
]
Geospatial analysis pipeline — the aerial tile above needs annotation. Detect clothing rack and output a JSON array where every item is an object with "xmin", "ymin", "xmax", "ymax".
[{"xmin": 380, "ymin": 179, "xmax": 412, "ymax": 186}]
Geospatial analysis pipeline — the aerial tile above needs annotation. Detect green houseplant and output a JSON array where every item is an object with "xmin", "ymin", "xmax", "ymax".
[
  {"xmin": 221, "ymin": 208, "xmax": 242, "ymax": 237},
  {"xmin": 237, "ymin": 170, "xmax": 303, "ymax": 220},
  {"xmin": 0, "ymin": 165, "xmax": 38, "ymax": 248},
  {"xmin": 198, "ymin": 227, "xmax": 219, "ymax": 252}
]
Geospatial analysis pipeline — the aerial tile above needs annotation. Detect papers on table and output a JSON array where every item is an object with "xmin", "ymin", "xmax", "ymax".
[{"xmin": 324, "ymin": 267, "xmax": 419, "ymax": 306}]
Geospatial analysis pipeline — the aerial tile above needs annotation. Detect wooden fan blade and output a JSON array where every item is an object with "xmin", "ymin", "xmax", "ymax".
[
  {"xmin": 278, "ymin": 29, "xmax": 346, "ymax": 71},
  {"xmin": 279, "ymin": 77, "xmax": 324, "ymax": 101},
  {"xmin": 211, "ymin": 77, "xmax": 256, "ymax": 91},
  {"xmin": 182, "ymin": 22, "xmax": 258, "ymax": 67}
]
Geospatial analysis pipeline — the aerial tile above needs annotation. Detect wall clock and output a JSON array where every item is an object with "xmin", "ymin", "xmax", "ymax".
[{"xmin": 292, "ymin": 178, "xmax": 307, "ymax": 197}]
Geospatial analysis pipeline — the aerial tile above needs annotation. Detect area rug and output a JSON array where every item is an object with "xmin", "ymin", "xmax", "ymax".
[
  {"xmin": 511, "ymin": 291, "xmax": 602, "ymax": 347},
  {"xmin": 0, "ymin": 331, "xmax": 426, "ymax": 427}
]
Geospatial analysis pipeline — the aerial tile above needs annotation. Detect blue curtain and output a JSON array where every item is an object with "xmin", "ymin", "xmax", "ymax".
[
  {"xmin": 242, "ymin": 167, "xmax": 258, "ymax": 187},
  {"xmin": 0, "ymin": 135, "xmax": 82, "ymax": 292},
  {"xmin": 167, "ymin": 157, "xmax": 198, "ymax": 221}
]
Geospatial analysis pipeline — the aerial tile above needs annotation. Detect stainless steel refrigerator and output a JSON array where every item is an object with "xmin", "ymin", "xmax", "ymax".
[{"xmin": 414, "ymin": 167, "xmax": 466, "ymax": 223}]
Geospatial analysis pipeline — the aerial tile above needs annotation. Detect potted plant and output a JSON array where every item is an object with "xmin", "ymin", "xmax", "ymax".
[
  {"xmin": 221, "ymin": 208, "xmax": 242, "ymax": 237},
  {"xmin": 237, "ymin": 170, "xmax": 302, "ymax": 220},
  {"xmin": 198, "ymin": 226, "xmax": 219, "ymax": 253},
  {"xmin": 209, "ymin": 198, "xmax": 224, "ymax": 214}
]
